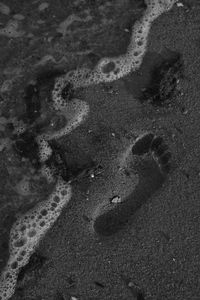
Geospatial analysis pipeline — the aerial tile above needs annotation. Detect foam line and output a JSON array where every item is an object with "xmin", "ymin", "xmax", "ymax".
[
  {"xmin": 0, "ymin": 178, "xmax": 72, "ymax": 300},
  {"xmin": 52, "ymin": 0, "xmax": 177, "ymax": 95}
]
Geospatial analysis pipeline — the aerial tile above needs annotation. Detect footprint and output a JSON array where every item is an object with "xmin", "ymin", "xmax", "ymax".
[
  {"xmin": 93, "ymin": 133, "xmax": 171, "ymax": 236},
  {"xmin": 139, "ymin": 50, "xmax": 183, "ymax": 106}
]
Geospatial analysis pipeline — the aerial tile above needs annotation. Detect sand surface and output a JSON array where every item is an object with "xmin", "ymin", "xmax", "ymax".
[{"xmin": 0, "ymin": 0, "xmax": 200, "ymax": 299}]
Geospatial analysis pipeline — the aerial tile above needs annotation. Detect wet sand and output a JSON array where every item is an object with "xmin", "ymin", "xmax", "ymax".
[{"xmin": 1, "ymin": 0, "xmax": 200, "ymax": 299}]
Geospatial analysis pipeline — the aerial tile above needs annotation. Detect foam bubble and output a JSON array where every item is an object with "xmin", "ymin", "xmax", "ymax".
[{"xmin": 15, "ymin": 177, "xmax": 31, "ymax": 196}]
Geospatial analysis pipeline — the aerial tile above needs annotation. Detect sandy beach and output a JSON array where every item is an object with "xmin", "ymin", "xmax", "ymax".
[{"xmin": 0, "ymin": 0, "xmax": 200, "ymax": 299}]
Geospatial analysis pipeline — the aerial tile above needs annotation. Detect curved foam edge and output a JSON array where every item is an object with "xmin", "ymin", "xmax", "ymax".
[
  {"xmin": 45, "ymin": 99, "xmax": 90, "ymax": 140},
  {"xmin": 0, "ymin": 178, "xmax": 72, "ymax": 300},
  {"xmin": 53, "ymin": 0, "xmax": 177, "ymax": 89}
]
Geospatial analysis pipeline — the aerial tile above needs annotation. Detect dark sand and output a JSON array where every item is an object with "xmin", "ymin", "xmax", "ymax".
[{"xmin": 1, "ymin": 0, "xmax": 200, "ymax": 299}]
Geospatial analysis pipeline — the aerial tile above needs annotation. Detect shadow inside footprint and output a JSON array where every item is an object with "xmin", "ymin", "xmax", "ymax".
[
  {"xmin": 93, "ymin": 134, "xmax": 171, "ymax": 236},
  {"xmin": 132, "ymin": 133, "xmax": 154, "ymax": 156},
  {"xmin": 150, "ymin": 136, "xmax": 171, "ymax": 173}
]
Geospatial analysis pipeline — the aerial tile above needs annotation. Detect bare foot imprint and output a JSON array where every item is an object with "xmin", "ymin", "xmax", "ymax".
[{"xmin": 93, "ymin": 133, "xmax": 172, "ymax": 236}]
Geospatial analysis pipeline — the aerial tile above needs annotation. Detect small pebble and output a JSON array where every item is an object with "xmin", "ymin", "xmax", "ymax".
[
  {"xmin": 37, "ymin": 19, "xmax": 45, "ymax": 24},
  {"xmin": 13, "ymin": 14, "xmax": 25, "ymax": 20},
  {"xmin": 38, "ymin": 2, "xmax": 49, "ymax": 11},
  {"xmin": 110, "ymin": 195, "xmax": 121, "ymax": 204},
  {"xmin": 176, "ymin": 2, "xmax": 184, "ymax": 7}
]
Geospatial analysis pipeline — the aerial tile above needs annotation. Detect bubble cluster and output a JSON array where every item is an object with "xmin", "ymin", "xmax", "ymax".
[
  {"xmin": 0, "ymin": 178, "xmax": 72, "ymax": 300},
  {"xmin": 52, "ymin": 0, "xmax": 177, "ymax": 90},
  {"xmin": 37, "ymin": 136, "xmax": 53, "ymax": 162}
]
